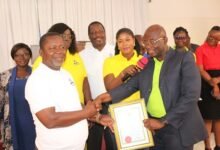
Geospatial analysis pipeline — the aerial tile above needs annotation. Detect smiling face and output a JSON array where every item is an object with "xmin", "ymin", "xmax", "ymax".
[
  {"xmin": 88, "ymin": 23, "xmax": 106, "ymax": 50},
  {"xmin": 61, "ymin": 29, "xmax": 72, "ymax": 50},
  {"xmin": 117, "ymin": 32, "xmax": 135, "ymax": 58},
  {"xmin": 207, "ymin": 30, "xmax": 220, "ymax": 47},
  {"xmin": 174, "ymin": 31, "xmax": 189, "ymax": 49},
  {"xmin": 143, "ymin": 25, "xmax": 168, "ymax": 60},
  {"xmin": 40, "ymin": 35, "xmax": 66, "ymax": 70},
  {"xmin": 14, "ymin": 48, "xmax": 31, "ymax": 68}
]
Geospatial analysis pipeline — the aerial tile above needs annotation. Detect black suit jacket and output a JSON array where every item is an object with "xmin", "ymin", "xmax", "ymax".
[{"xmin": 109, "ymin": 48, "xmax": 207, "ymax": 146}]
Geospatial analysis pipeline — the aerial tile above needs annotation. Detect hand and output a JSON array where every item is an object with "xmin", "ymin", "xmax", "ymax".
[
  {"xmin": 121, "ymin": 65, "xmax": 138, "ymax": 77},
  {"xmin": 209, "ymin": 78, "xmax": 220, "ymax": 86},
  {"xmin": 99, "ymin": 114, "xmax": 114, "ymax": 132},
  {"xmin": 84, "ymin": 101, "xmax": 99, "ymax": 118},
  {"xmin": 93, "ymin": 93, "xmax": 112, "ymax": 108},
  {"xmin": 143, "ymin": 118, "xmax": 165, "ymax": 132},
  {"xmin": 212, "ymin": 85, "xmax": 220, "ymax": 100}
]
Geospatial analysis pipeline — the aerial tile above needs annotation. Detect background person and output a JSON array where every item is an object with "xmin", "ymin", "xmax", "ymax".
[
  {"xmin": 104, "ymin": 28, "xmax": 141, "ymax": 100},
  {"xmin": 196, "ymin": 26, "xmax": 220, "ymax": 150},
  {"xmin": 80, "ymin": 21, "xmax": 115, "ymax": 150},
  {"xmin": 173, "ymin": 26, "xmax": 199, "ymax": 53},
  {"xmin": 32, "ymin": 23, "xmax": 92, "ymax": 105},
  {"xmin": 0, "ymin": 43, "xmax": 36, "ymax": 150}
]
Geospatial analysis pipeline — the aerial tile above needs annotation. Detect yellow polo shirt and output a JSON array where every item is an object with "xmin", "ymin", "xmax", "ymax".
[
  {"xmin": 32, "ymin": 51, "xmax": 87, "ymax": 104},
  {"xmin": 147, "ymin": 58, "xmax": 166, "ymax": 118},
  {"xmin": 103, "ymin": 51, "xmax": 142, "ymax": 102}
]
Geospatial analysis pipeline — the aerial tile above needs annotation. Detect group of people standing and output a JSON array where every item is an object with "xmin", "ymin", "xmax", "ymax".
[{"xmin": 0, "ymin": 21, "xmax": 219, "ymax": 150}]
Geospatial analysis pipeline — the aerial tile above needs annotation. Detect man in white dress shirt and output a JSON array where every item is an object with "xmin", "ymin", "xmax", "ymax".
[{"xmin": 80, "ymin": 21, "xmax": 115, "ymax": 150}]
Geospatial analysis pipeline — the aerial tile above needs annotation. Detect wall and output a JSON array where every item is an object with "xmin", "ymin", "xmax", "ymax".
[{"xmin": 144, "ymin": 0, "xmax": 220, "ymax": 46}]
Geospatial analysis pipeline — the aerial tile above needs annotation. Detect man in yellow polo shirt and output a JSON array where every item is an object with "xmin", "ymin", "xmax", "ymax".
[{"xmin": 94, "ymin": 24, "xmax": 207, "ymax": 150}]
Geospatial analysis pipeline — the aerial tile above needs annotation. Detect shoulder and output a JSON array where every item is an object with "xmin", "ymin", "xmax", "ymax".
[{"xmin": 0, "ymin": 68, "xmax": 13, "ymax": 86}]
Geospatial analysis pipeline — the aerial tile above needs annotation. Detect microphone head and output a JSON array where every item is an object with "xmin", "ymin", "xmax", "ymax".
[{"xmin": 137, "ymin": 53, "xmax": 150, "ymax": 69}]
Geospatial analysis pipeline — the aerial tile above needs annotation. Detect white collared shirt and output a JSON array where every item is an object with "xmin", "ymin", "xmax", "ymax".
[
  {"xmin": 25, "ymin": 63, "xmax": 88, "ymax": 150},
  {"xmin": 80, "ymin": 43, "xmax": 115, "ymax": 99}
]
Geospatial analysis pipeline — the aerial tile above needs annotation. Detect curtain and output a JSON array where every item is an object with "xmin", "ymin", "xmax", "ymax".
[{"xmin": 0, "ymin": 0, "xmax": 148, "ymax": 72}]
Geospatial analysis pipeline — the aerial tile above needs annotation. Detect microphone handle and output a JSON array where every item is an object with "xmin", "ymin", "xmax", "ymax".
[{"xmin": 121, "ymin": 73, "xmax": 132, "ymax": 82}]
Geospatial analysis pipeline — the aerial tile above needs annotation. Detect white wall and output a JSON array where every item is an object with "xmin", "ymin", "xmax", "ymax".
[
  {"xmin": 0, "ymin": 0, "xmax": 219, "ymax": 72},
  {"xmin": 144, "ymin": 0, "xmax": 220, "ymax": 46}
]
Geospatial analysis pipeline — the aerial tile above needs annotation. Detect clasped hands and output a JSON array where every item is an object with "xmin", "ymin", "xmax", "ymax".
[
  {"xmin": 85, "ymin": 93, "xmax": 114, "ymax": 131},
  {"xmin": 208, "ymin": 77, "xmax": 220, "ymax": 100}
]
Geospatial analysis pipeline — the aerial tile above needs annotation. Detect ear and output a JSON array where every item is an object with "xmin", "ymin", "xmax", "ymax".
[
  {"xmin": 164, "ymin": 36, "xmax": 168, "ymax": 44},
  {"xmin": 39, "ymin": 49, "xmax": 43, "ymax": 57}
]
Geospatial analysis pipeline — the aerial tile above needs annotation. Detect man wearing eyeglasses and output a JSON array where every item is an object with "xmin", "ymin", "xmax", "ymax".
[
  {"xmin": 173, "ymin": 26, "xmax": 199, "ymax": 53},
  {"xmin": 94, "ymin": 24, "xmax": 207, "ymax": 150}
]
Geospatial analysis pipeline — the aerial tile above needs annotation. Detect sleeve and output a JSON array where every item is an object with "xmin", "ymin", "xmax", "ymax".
[
  {"xmin": 0, "ymin": 73, "xmax": 5, "ymax": 117},
  {"xmin": 25, "ymin": 75, "xmax": 55, "ymax": 114},
  {"xmin": 32, "ymin": 56, "xmax": 42, "ymax": 71},
  {"xmin": 103, "ymin": 58, "xmax": 112, "ymax": 77},
  {"xmin": 195, "ymin": 46, "xmax": 203, "ymax": 66},
  {"xmin": 80, "ymin": 58, "xmax": 87, "ymax": 78},
  {"xmin": 165, "ymin": 52, "xmax": 201, "ymax": 128},
  {"xmin": 109, "ymin": 73, "xmax": 140, "ymax": 103}
]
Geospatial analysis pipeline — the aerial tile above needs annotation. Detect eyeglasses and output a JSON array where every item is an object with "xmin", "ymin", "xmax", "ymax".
[
  {"xmin": 61, "ymin": 34, "xmax": 73, "ymax": 40},
  {"xmin": 174, "ymin": 36, "xmax": 187, "ymax": 40},
  {"xmin": 144, "ymin": 37, "xmax": 164, "ymax": 47}
]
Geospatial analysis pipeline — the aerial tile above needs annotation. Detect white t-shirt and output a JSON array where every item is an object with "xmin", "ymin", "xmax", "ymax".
[
  {"xmin": 25, "ymin": 63, "xmax": 88, "ymax": 150},
  {"xmin": 80, "ymin": 43, "xmax": 115, "ymax": 99}
]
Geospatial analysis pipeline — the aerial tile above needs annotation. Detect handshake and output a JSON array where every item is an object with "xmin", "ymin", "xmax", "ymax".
[{"xmin": 83, "ymin": 93, "xmax": 114, "ymax": 130}]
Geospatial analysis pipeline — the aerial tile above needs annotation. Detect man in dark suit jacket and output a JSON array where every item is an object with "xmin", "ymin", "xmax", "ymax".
[{"xmin": 94, "ymin": 24, "xmax": 207, "ymax": 150}]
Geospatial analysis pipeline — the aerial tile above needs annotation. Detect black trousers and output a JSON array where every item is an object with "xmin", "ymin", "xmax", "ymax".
[
  {"xmin": 87, "ymin": 124, "xmax": 117, "ymax": 150},
  {"xmin": 150, "ymin": 125, "xmax": 193, "ymax": 150}
]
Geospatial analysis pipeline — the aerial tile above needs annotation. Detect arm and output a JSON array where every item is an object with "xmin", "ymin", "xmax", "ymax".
[
  {"xmin": 104, "ymin": 65, "xmax": 137, "ymax": 91},
  {"xmin": 95, "ymin": 73, "xmax": 140, "ymax": 105},
  {"xmin": 83, "ymin": 77, "xmax": 92, "ymax": 104},
  {"xmin": 36, "ymin": 101, "xmax": 97, "ymax": 129},
  {"xmin": 197, "ymin": 65, "xmax": 219, "ymax": 86},
  {"xmin": 165, "ymin": 52, "xmax": 201, "ymax": 128}
]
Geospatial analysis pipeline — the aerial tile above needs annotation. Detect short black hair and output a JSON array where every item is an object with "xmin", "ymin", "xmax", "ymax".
[
  {"xmin": 88, "ymin": 21, "xmax": 105, "ymax": 34},
  {"xmin": 48, "ymin": 23, "xmax": 77, "ymax": 54},
  {"xmin": 210, "ymin": 26, "xmax": 220, "ymax": 32},
  {"xmin": 11, "ymin": 43, "xmax": 32, "ymax": 59},
  {"xmin": 114, "ymin": 28, "xmax": 140, "ymax": 56},
  {"xmin": 39, "ymin": 32, "xmax": 61, "ymax": 49},
  {"xmin": 173, "ymin": 26, "xmax": 189, "ymax": 36}
]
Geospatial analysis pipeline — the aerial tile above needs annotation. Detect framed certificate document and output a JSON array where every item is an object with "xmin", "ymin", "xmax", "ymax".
[{"xmin": 109, "ymin": 98, "xmax": 154, "ymax": 150}]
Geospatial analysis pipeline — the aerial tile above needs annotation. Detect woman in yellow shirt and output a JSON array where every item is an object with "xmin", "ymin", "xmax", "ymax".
[
  {"xmin": 103, "ymin": 28, "xmax": 142, "ymax": 102},
  {"xmin": 32, "ymin": 23, "xmax": 91, "ymax": 104}
]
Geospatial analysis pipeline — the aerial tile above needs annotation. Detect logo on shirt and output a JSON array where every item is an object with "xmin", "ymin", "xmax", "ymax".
[
  {"xmin": 68, "ymin": 78, "xmax": 75, "ymax": 86},
  {"xmin": 73, "ymin": 60, "xmax": 79, "ymax": 65}
]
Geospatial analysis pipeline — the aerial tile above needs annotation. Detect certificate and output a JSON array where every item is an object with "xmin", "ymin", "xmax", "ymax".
[{"xmin": 109, "ymin": 99, "xmax": 154, "ymax": 150}]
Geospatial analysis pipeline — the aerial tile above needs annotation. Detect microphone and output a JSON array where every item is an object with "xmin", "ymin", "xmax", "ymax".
[{"xmin": 122, "ymin": 53, "xmax": 150, "ymax": 82}]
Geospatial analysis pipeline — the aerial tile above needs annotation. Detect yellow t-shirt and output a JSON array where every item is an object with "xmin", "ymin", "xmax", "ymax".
[
  {"xmin": 103, "ymin": 51, "xmax": 142, "ymax": 102},
  {"xmin": 32, "ymin": 51, "xmax": 87, "ymax": 104}
]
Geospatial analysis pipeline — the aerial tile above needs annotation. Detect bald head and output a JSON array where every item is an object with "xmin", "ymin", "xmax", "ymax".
[
  {"xmin": 143, "ymin": 24, "xmax": 168, "ymax": 60},
  {"xmin": 144, "ymin": 24, "xmax": 167, "ymax": 39}
]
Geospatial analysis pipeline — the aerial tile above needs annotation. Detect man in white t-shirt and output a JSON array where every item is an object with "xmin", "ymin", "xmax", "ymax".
[
  {"xmin": 80, "ymin": 21, "xmax": 116, "ymax": 150},
  {"xmin": 25, "ymin": 32, "xmax": 99, "ymax": 150}
]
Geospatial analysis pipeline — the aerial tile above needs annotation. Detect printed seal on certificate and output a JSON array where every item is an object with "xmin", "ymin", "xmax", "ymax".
[{"xmin": 109, "ymin": 98, "xmax": 154, "ymax": 150}]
